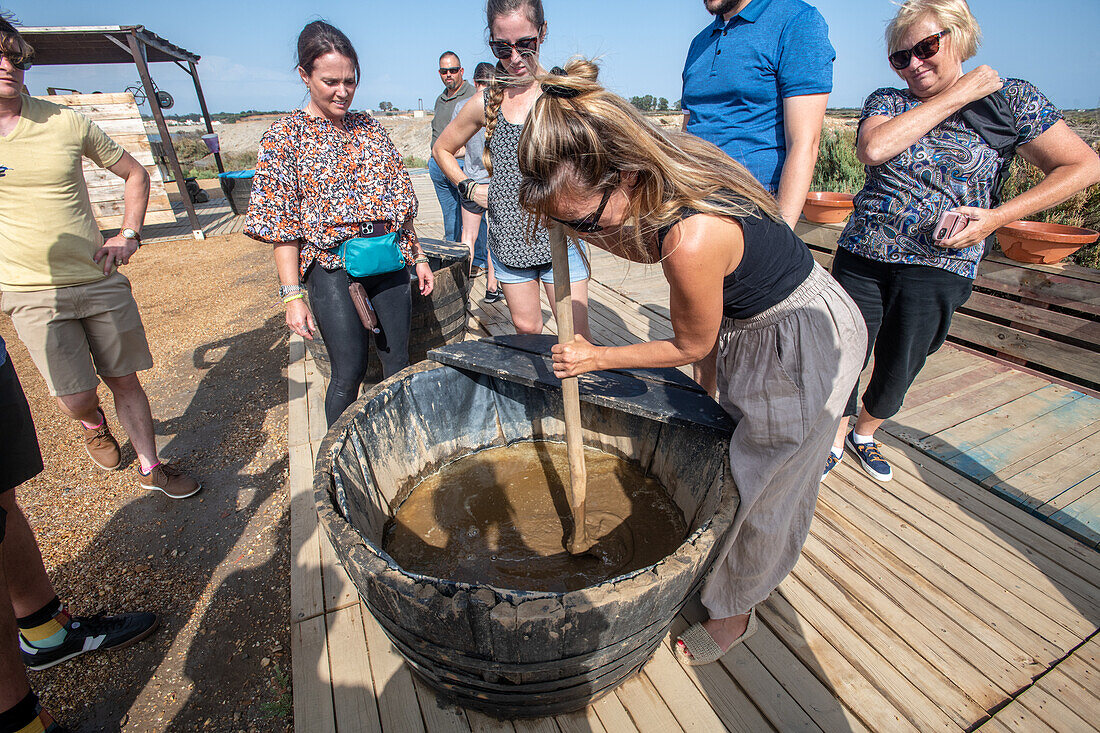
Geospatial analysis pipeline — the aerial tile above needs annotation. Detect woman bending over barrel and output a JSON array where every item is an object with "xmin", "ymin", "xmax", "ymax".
[
  {"xmin": 517, "ymin": 60, "xmax": 867, "ymax": 666},
  {"xmin": 245, "ymin": 21, "xmax": 434, "ymax": 426}
]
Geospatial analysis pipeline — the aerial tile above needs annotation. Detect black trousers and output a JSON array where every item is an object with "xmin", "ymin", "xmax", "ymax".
[
  {"xmin": 0, "ymin": 357, "xmax": 43, "ymax": 499},
  {"xmin": 305, "ymin": 265, "xmax": 412, "ymax": 426},
  {"xmin": 831, "ymin": 247, "xmax": 973, "ymax": 420}
]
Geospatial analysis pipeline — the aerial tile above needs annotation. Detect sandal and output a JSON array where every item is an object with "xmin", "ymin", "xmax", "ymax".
[{"xmin": 674, "ymin": 608, "xmax": 757, "ymax": 666}]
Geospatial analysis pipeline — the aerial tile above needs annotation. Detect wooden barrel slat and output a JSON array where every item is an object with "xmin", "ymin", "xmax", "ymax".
[{"xmin": 315, "ymin": 359, "xmax": 739, "ymax": 717}]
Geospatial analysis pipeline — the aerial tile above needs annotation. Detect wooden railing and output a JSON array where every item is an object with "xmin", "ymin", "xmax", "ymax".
[{"xmin": 795, "ymin": 220, "xmax": 1100, "ymax": 393}]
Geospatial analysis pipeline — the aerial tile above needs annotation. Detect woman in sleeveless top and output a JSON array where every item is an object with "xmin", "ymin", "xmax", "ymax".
[
  {"xmin": 518, "ymin": 59, "xmax": 867, "ymax": 666},
  {"xmin": 432, "ymin": 0, "xmax": 591, "ymax": 339}
]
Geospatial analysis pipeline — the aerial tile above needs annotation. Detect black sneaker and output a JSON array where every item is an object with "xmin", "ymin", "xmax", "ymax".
[
  {"xmin": 21, "ymin": 612, "xmax": 159, "ymax": 670},
  {"xmin": 483, "ymin": 285, "xmax": 505, "ymax": 304}
]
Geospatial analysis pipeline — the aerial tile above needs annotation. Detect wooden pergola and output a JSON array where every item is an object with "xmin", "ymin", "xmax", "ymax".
[{"xmin": 20, "ymin": 25, "xmax": 223, "ymax": 240}]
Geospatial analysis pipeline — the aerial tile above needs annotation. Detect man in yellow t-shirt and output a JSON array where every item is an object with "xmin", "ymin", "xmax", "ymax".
[{"xmin": 0, "ymin": 21, "xmax": 198, "ymax": 501}]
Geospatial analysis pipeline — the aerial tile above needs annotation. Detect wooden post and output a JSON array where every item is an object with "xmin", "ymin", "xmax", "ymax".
[
  {"xmin": 126, "ymin": 31, "xmax": 204, "ymax": 240},
  {"xmin": 549, "ymin": 224, "xmax": 592, "ymax": 554},
  {"xmin": 189, "ymin": 61, "xmax": 224, "ymax": 175}
]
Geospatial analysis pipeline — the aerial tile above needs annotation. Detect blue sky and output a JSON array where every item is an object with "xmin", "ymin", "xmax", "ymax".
[{"xmin": 5, "ymin": 1, "xmax": 1099, "ymax": 115}]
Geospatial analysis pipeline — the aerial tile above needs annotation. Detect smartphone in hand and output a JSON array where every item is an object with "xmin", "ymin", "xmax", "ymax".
[{"xmin": 934, "ymin": 210, "xmax": 970, "ymax": 244}]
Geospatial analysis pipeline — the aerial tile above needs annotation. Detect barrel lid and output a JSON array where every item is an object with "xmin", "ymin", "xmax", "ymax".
[{"xmin": 429, "ymin": 335, "xmax": 735, "ymax": 435}]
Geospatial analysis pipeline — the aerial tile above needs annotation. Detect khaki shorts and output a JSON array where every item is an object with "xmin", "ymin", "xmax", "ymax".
[{"xmin": 2, "ymin": 272, "xmax": 153, "ymax": 396}]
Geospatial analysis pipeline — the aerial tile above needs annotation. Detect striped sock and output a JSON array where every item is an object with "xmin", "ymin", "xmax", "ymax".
[
  {"xmin": 0, "ymin": 691, "xmax": 62, "ymax": 733},
  {"xmin": 16, "ymin": 597, "xmax": 70, "ymax": 650}
]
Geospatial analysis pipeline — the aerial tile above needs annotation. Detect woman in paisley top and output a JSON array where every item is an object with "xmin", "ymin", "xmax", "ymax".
[
  {"xmin": 432, "ymin": 0, "xmax": 592, "ymax": 340},
  {"xmin": 825, "ymin": 0, "xmax": 1100, "ymax": 482},
  {"xmin": 245, "ymin": 21, "xmax": 434, "ymax": 426}
]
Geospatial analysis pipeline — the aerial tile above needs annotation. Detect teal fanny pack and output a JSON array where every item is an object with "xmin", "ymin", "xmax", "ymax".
[{"xmin": 338, "ymin": 221, "xmax": 405, "ymax": 278}]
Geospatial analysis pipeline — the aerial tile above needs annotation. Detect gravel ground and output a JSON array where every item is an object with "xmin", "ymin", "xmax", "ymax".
[{"xmin": 1, "ymin": 234, "xmax": 291, "ymax": 732}]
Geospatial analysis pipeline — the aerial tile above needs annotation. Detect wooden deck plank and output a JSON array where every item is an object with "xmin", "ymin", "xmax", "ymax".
[
  {"xmin": 800, "ymin": 531, "xmax": 1011, "ymax": 705},
  {"xmin": 943, "ymin": 394, "xmax": 1100, "ymax": 488},
  {"xmin": 410, "ymin": 677, "xmax": 472, "ymax": 732},
  {"xmin": 976, "ymin": 701, "xmax": 1057, "ymax": 732},
  {"xmin": 822, "ymin": 468, "xmax": 1077, "ymax": 657},
  {"xmin": 835, "ymin": 463, "xmax": 1100, "ymax": 639},
  {"xmin": 639, "ymin": 641, "xmax": 730, "ymax": 732},
  {"xmin": 292, "ymin": 614, "xmax": 337, "ymax": 733},
  {"xmin": 776, "ymin": 572, "xmax": 961, "ymax": 731},
  {"xmin": 922, "ymin": 384, "xmax": 1085, "ymax": 460},
  {"xmin": 465, "ymin": 710, "xmax": 515, "ymax": 732},
  {"xmin": 326, "ymin": 604, "xmax": 383, "ymax": 733},
  {"xmin": 1032, "ymin": 660, "xmax": 1100, "ymax": 714},
  {"xmin": 1039, "ymin": 471, "xmax": 1100, "ymax": 518},
  {"xmin": 613, "ymin": 672, "xmax": 685, "ymax": 733},
  {"xmin": 510, "ymin": 715, "xmax": 558, "ymax": 733},
  {"xmin": 1012, "ymin": 678, "xmax": 1097, "ymax": 732},
  {"xmin": 320, "ymin": 530, "xmax": 358, "ymax": 613},
  {"xmin": 361, "ymin": 604, "xmax": 429, "ymax": 733},
  {"xmin": 806, "ymin": 508, "xmax": 1032, "ymax": 695},
  {"xmin": 816, "ymin": 480, "xmax": 1061, "ymax": 669},
  {"xmin": 876, "ymin": 433, "xmax": 1100, "ymax": 581},
  {"xmin": 898, "ymin": 362, "xmax": 1012, "ymax": 410},
  {"xmin": 993, "ymin": 423, "xmax": 1100, "ymax": 506},
  {"xmin": 789, "ymin": 553, "xmax": 984, "ymax": 727},
  {"xmin": 554, "ymin": 707, "xmax": 607, "ymax": 733},
  {"xmin": 1048, "ymin": 489, "xmax": 1100, "ymax": 548},
  {"xmin": 290, "ymin": 442, "xmax": 324, "ymax": 623},
  {"xmin": 661, "ymin": 615, "xmax": 777, "ymax": 733},
  {"xmin": 590, "ymin": 690, "xmax": 640, "ymax": 733},
  {"xmin": 859, "ymin": 458, "xmax": 1100, "ymax": 631},
  {"xmin": 760, "ymin": 593, "xmax": 916, "ymax": 733},
  {"xmin": 893, "ymin": 371, "xmax": 1048, "ymax": 438}
]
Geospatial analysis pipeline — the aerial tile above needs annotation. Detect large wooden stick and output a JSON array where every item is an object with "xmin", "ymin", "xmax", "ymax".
[{"xmin": 549, "ymin": 224, "xmax": 592, "ymax": 554}]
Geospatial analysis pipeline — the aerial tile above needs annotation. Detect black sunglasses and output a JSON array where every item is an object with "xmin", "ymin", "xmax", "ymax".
[
  {"xmin": 488, "ymin": 35, "xmax": 539, "ymax": 60},
  {"xmin": 888, "ymin": 29, "xmax": 950, "ymax": 70},
  {"xmin": 439, "ymin": 66, "xmax": 460, "ymax": 75},
  {"xmin": 1, "ymin": 52, "xmax": 32, "ymax": 71},
  {"xmin": 550, "ymin": 186, "xmax": 613, "ymax": 234}
]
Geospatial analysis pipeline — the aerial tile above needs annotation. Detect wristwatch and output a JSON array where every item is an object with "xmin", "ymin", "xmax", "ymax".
[
  {"xmin": 120, "ymin": 228, "xmax": 142, "ymax": 245},
  {"xmin": 458, "ymin": 178, "xmax": 479, "ymax": 202}
]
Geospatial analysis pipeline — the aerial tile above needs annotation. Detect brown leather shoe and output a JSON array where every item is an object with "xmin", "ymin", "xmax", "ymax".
[
  {"xmin": 138, "ymin": 463, "xmax": 201, "ymax": 499},
  {"xmin": 83, "ymin": 409, "xmax": 121, "ymax": 470}
]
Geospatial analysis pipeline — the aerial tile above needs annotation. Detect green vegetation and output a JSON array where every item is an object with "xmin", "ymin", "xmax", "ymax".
[
  {"xmin": 629, "ymin": 95, "xmax": 670, "ymax": 112},
  {"xmin": 142, "ymin": 110, "xmax": 289, "ymax": 123},
  {"xmin": 403, "ymin": 155, "xmax": 429, "ymax": 170},
  {"xmin": 810, "ymin": 127, "xmax": 865, "ymax": 194},
  {"xmin": 809, "ymin": 123, "xmax": 1100, "ymax": 268},
  {"xmin": 260, "ymin": 661, "xmax": 292, "ymax": 722}
]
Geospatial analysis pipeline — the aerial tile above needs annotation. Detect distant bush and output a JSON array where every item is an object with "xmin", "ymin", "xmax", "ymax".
[
  {"xmin": 809, "ymin": 128, "xmax": 1100, "ymax": 269},
  {"xmin": 810, "ymin": 127, "xmax": 865, "ymax": 194},
  {"xmin": 403, "ymin": 155, "xmax": 429, "ymax": 170}
]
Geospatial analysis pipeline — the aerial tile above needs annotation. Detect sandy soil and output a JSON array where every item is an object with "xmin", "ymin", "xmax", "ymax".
[{"xmin": 2, "ymin": 234, "xmax": 290, "ymax": 733}]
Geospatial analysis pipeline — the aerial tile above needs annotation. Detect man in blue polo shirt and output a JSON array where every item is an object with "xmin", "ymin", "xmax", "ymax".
[{"xmin": 683, "ymin": 0, "xmax": 835, "ymax": 228}]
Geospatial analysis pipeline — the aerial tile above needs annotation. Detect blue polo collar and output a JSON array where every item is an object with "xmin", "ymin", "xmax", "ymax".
[{"xmin": 710, "ymin": 0, "xmax": 774, "ymax": 32}]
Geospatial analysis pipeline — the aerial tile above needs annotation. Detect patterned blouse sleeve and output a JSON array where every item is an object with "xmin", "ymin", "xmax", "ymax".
[
  {"xmin": 1002, "ymin": 78, "xmax": 1063, "ymax": 147},
  {"xmin": 859, "ymin": 87, "xmax": 899, "ymax": 124},
  {"xmin": 244, "ymin": 122, "xmax": 302, "ymax": 243}
]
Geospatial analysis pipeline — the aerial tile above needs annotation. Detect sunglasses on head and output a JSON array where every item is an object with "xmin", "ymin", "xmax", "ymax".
[
  {"xmin": 1, "ymin": 52, "xmax": 31, "ymax": 71},
  {"xmin": 549, "ymin": 186, "xmax": 614, "ymax": 234},
  {"xmin": 439, "ymin": 66, "xmax": 460, "ymax": 75},
  {"xmin": 488, "ymin": 35, "xmax": 539, "ymax": 60},
  {"xmin": 888, "ymin": 29, "xmax": 950, "ymax": 70}
]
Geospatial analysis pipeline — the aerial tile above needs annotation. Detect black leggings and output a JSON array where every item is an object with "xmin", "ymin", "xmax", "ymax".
[
  {"xmin": 831, "ymin": 247, "xmax": 973, "ymax": 420},
  {"xmin": 305, "ymin": 265, "xmax": 412, "ymax": 425}
]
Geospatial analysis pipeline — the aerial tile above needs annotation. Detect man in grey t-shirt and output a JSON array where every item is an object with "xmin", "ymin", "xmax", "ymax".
[{"xmin": 429, "ymin": 52, "xmax": 477, "ymax": 249}]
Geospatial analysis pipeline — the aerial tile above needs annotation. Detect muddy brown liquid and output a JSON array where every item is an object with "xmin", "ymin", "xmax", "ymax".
[{"xmin": 382, "ymin": 442, "xmax": 687, "ymax": 592}]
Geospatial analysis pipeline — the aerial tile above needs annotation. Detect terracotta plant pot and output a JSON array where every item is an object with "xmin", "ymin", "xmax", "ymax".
[
  {"xmin": 803, "ymin": 192, "xmax": 855, "ymax": 224},
  {"xmin": 996, "ymin": 220, "xmax": 1099, "ymax": 264}
]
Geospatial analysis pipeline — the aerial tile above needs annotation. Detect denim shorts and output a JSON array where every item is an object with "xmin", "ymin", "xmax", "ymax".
[{"xmin": 489, "ymin": 243, "xmax": 590, "ymax": 285}]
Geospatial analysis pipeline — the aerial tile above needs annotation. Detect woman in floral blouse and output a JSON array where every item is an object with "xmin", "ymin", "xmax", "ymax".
[
  {"xmin": 245, "ymin": 21, "xmax": 434, "ymax": 426},
  {"xmin": 824, "ymin": 0, "xmax": 1100, "ymax": 483}
]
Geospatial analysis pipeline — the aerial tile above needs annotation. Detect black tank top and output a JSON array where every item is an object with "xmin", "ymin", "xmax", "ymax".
[{"xmin": 656, "ymin": 203, "xmax": 813, "ymax": 320}]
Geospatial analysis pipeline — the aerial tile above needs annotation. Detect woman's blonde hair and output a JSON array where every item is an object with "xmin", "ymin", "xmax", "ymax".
[
  {"xmin": 517, "ymin": 58, "xmax": 780, "ymax": 261},
  {"xmin": 886, "ymin": 0, "xmax": 981, "ymax": 61}
]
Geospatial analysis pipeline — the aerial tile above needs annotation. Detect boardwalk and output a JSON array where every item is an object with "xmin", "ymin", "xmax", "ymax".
[{"xmin": 287, "ymin": 173, "xmax": 1100, "ymax": 731}]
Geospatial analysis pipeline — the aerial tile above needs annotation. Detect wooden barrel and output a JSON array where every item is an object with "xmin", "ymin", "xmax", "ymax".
[
  {"xmin": 305, "ymin": 238, "xmax": 470, "ymax": 384},
  {"xmin": 314, "ymin": 339, "xmax": 739, "ymax": 717}
]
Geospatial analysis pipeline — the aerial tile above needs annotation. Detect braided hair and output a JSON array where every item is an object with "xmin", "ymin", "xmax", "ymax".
[{"xmin": 482, "ymin": 0, "xmax": 545, "ymax": 176}]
